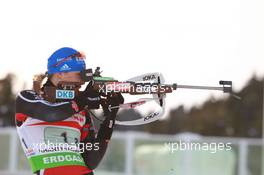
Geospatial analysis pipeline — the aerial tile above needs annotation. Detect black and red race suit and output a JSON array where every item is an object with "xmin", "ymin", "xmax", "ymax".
[{"xmin": 15, "ymin": 89, "xmax": 114, "ymax": 175}]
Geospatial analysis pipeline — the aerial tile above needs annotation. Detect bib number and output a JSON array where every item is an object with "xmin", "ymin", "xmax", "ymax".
[{"xmin": 44, "ymin": 127, "xmax": 80, "ymax": 145}]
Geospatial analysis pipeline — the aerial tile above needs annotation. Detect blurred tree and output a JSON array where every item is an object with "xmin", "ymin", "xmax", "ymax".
[
  {"xmin": 143, "ymin": 75, "xmax": 264, "ymax": 138},
  {"xmin": 0, "ymin": 73, "xmax": 16, "ymax": 127},
  {"xmin": 227, "ymin": 76, "xmax": 263, "ymax": 137}
]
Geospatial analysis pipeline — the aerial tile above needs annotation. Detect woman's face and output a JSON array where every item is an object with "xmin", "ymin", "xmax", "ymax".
[
  {"xmin": 59, "ymin": 71, "xmax": 83, "ymax": 82},
  {"xmin": 53, "ymin": 71, "xmax": 85, "ymax": 87}
]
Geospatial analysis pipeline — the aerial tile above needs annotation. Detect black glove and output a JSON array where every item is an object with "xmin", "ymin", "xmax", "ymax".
[
  {"xmin": 74, "ymin": 81, "xmax": 101, "ymax": 110},
  {"xmin": 101, "ymin": 92, "xmax": 124, "ymax": 128}
]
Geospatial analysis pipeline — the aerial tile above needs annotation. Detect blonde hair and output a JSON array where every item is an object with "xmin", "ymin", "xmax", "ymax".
[{"xmin": 33, "ymin": 72, "xmax": 48, "ymax": 94}]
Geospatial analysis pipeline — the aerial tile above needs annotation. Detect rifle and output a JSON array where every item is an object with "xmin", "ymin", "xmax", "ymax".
[{"xmin": 79, "ymin": 67, "xmax": 240, "ymax": 126}]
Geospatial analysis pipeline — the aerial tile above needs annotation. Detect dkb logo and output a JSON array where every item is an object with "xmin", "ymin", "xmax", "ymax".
[{"xmin": 56, "ymin": 90, "xmax": 75, "ymax": 99}]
